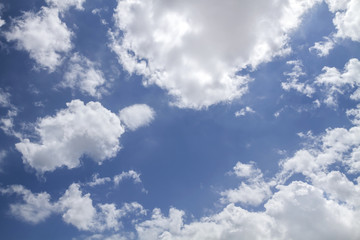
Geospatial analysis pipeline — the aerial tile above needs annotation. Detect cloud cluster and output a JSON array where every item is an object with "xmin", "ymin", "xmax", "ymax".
[
  {"xmin": 281, "ymin": 60, "xmax": 315, "ymax": 97},
  {"xmin": 0, "ymin": 183, "xmax": 146, "ymax": 231},
  {"xmin": 87, "ymin": 170, "xmax": 143, "ymax": 187},
  {"xmin": 234, "ymin": 107, "xmax": 255, "ymax": 117},
  {"xmin": 62, "ymin": 53, "xmax": 107, "ymax": 98},
  {"xmin": 310, "ymin": 0, "xmax": 360, "ymax": 56},
  {"xmin": 4, "ymin": 7, "xmax": 73, "ymax": 71},
  {"xmin": 110, "ymin": 0, "xmax": 321, "ymax": 109},
  {"xmin": 315, "ymin": 58, "xmax": 360, "ymax": 106},
  {"xmin": 15, "ymin": 100, "xmax": 124, "ymax": 173},
  {"xmin": 15, "ymin": 100, "xmax": 155, "ymax": 173}
]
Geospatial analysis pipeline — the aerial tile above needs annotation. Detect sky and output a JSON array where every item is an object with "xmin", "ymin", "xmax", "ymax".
[{"xmin": 0, "ymin": 0, "xmax": 360, "ymax": 239}]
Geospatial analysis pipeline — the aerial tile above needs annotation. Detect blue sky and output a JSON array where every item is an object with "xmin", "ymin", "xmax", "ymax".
[{"xmin": 0, "ymin": 0, "xmax": 360, "ymax": 239}]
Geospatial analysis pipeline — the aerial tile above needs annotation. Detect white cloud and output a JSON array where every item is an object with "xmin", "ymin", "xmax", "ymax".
[
  {"xmin": 234, "ymin": 107, "xmax": 255, "ymax": 117},
  {"xmin": 346, "ymin": 104, "xmax": 360, "ymax": 125},
  {"xmin": 0, "ymin": 89, "xmax": 20, "ymax": 138},
  {"xmin": 119, "ymin": 104, "xmax": 155, "ymax": 131},
  {"xmin": 15, "ymin": 100, "xmax": 124, "ymax": 173},
  {"xmin": 58, "ymin": 183, "xmax": 97, "ymax": 231},
  {"xmin": 110, "ymin": 0, "xmax": 320, "ymax": 109},
  {"xmin": 0, "ymin": 3, "xmax": 5, "ymax": 27},
  {"xmin": 0, "ymin": 185, "xmax": 55, "ymax": 224},
  {"xmin": 1, "ymin": 183, "xmax": 146, "ymax": 232},
  {"xmin": 315, "ymin": 58, "xmax": 360, "ymax": 106},
  {"xmin": 45, "ymin": 0, "xmax": 86, "ymax": 11},
  {"xmin": 62, "ymin": 53, "xmax": 107, "ymax": 98},
  {"xmin": 114, "ymin": 170, "xmax": 142, "ymax": 186},
  {"xmin": 309, "ymin": 37, "xmax": 335, "ymax": 57},
  {"xmin": 333, "ymin": 0, "xmax": 360, "ymax": 42},
  {"xmin": 87, "ymin": 174, "xmax": 111, "ymax": 187},
  {"xmin": 281, "ymin": 60, "xmax": 314, "ymax": 97},
  {"xmin": 312, "ymin": 0, "xmax": 360, "ymax": 56},
  {"xmin": 221, "ymin": 162, "xmax": 271, "ymax": 206},
  {"xmin": 4, "ymin": 7, "xmax": 73, "ymax": 71},
  {"xmin": 0, "ymin": 88, "xmax": 11, "ymax": 108}
]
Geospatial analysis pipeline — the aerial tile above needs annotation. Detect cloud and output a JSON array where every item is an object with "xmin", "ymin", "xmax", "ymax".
[
  {"xmin": 0, "ymin": 185, "xmax": 55, "ymax": 224},
  {"xmin": 234, "ymin": 107, "xmax": 255, "ymax": 117},
  {"xmin": 87, "ymin": 174, "xmax": 112, "ymax": 187},
  {"xmin": 110, "ymin": 0, "xmax": 320, "ymax": 109},
  {"xmin": 281, "ymin": 60, "xmax": 315, "ymax": 97},
  {"xmin": 0, "ymin": 3, "xmax": 5, "ymax": 27},
  {"xmin": 309, "ymin": 36, "xmax": 335, "ymax": 57},
  {"xmin": 332, "ymin": 0, "xmax": 360, "ymax": 42},
  {"xmin": 311, "ymin": 0, "xmax": 360, "ymax": 56},
  {"xmin": 1, "ymin": 183, "xmax": 146, "ymax": 232},
  {"xmin": 221, "ymin": 162, "xmax": 272, "ymax": 206},
  {"xmin": 315, "ymin": 58, "xmax": 360, "ymax": 106},
  {"xmin": 0, "ymin": 150, "xmax": 7, "ymax": 172},
  {"xmin": 4, "ymin": 6, "xmax": 73, "ymax": 71},
  {"xmin": 45, "ymin": 0, "xmax": 86, "ymax": 11},
  {"xmin": 0, "ymin": 89, "xmax": 20, "ymax": 138},
  {"xmin": 87, "ymin": 170, "xmax": 143, "ymax": 188},
  {"xmin": 62, "ymin": 53, "xmax": 107, "ymax": 98},
  {"xmin": 113, "ymin": 170, "xmax": 142, "ymax": 186},
  {"xmin": 119, "ymin": 104, "xmax": 155, "ymax": 131},
  {"xmin": 15, "ymin": 100, "xmax": 125, "ymax": 173}
]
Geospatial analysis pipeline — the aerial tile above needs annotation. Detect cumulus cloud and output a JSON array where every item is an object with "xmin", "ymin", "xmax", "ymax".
[
  {"xmin": 309, "ymin": 36, "xmax": 335, "ymax": 57},
  {"xmin": 131, "ymin": 120, "xmax": 360, "ymax": 239},
  {"xmin": 87, "ymin": 174, "xmax": 112, "ymax": 187},
  {"xmin": 221, "ymin": 162, "xmax": 272, "ymax": 206},
  {"xmin": 110, "ymin": 0, "xmax": 320, "ymax": 109},
  {"xmin": 45, "ymin": 0, "xmax": 86, "ymax": 11},
  {"xmin": 0, "ymin": 89, "xmax": 20, "ymax": 138},
  {"xmin": 15, "ymin": 100, "xmax": 124, "ymax": 173},
  {"xmin": 315, "ymin": 58, "xmax": 360, "ymax": 106},
  {"xmin": 311, "ymin": 0, "xmax": 360, "ymax": 56},
  {"xmin": 119, "ymin": 104, "xmax": 155, "ymax": 131},
  {"xmin": 4, "ymin": 7, "xmax": 73, "ymax": 71},
  {"xmin": 1, "ymin": 183, "xmax": 146, "ymax": 232},
  {"xmin": 332, "ymin": 0, "xmax": 360, "ymax": 42},
  {"xmin": 0, "ymin": 185, "xmax": 55, "ymax": 224},
  {"xmin": 62, "ymin": 53, "xmax": 107, "ymax": 98},
  {"xmin": 113, "ymin": 170, "xmax": 142, "ymax": 186},
  {"xmin": 281, "ymin": 60, "xmax": 315, "ymax": 97},
  {"xmin": 234, "ymin": 106, "xmax": 255, "ymax": 117}
]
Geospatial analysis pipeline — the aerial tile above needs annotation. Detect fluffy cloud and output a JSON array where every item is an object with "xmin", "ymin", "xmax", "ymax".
[
  {"xmin": 15, "ymin": 100, "xmax": 124, "ymax": 173},
  {"xmin": 113, "ymin": 170, "xmax": 142, "ymax": 186},
  {"xmin": 110, "ymin": 0, "xmax": 320, "ymax": 109},
  {"xmin": 62, "ymin": 53, "xmax": 107, "ymax": 98},
  {"xmin": 332, "ymin": 0, "xmax": 360, "ymax": 42},
  {"xmin": 315, "ymin": 58, "xmax": 360, "ymax": 106},
  {"xmin": 311, "ymin": 0, "xmax": 360, "ymax": 56},
  {"xmin": 119, "ymin": 104, "xmax": 155, "ymax": 131},
  {"xmin": 45, "ymin": 0, "xmax": 86, "ymax": 11},
  {"xmin": 0, "ymin": 185, "xmax": 54, "ymax": 224},
  {"xmin": 1, "ymin": 183, "xmax": 146, "ymax": 232},
  {"xmin": 309, "ymin": 36, "xmax": 335, "ymax": 57},
  {"xmin": 281, "ymin": 60, "xmax": 315, "ymax": 97},
  {"xmin": 4, "ymin": 7, "xmax": 73, "ymax": 71},
  {"xmin": 221, "ymin": 162, "xmax": 271, "ymax": 206}
]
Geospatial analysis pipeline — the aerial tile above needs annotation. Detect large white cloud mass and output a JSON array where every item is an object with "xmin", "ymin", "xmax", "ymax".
[
  {"xmin": 15, "ymin": 100, "xmax": 124, "ymax": 173},
  {"xmin": 110, "ymin": 0, "xmax": 321, "ymax": 109},
  {"xmin": 4, "ymin": 7, "xmax": 73, "ymax": 71}
]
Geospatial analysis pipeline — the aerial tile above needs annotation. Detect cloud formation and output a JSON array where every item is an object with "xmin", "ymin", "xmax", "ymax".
[
  {"xmin": 110, "ymin": 0, "xmax": 320, "ymax": 109},
  {"xmin": 62, "ymin": 53, "xmax": 107, "ymax": 98},
  {"xmin": 4, "ymin": 7, "xmax": 73, "ymax": 71},
  {"xmin": 15, "ymin": 100, "xmax": 124, "ymax": 173},
  {"xmin": 119, "ymin": 104, "xmax": 155, "ymax": 131}
]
